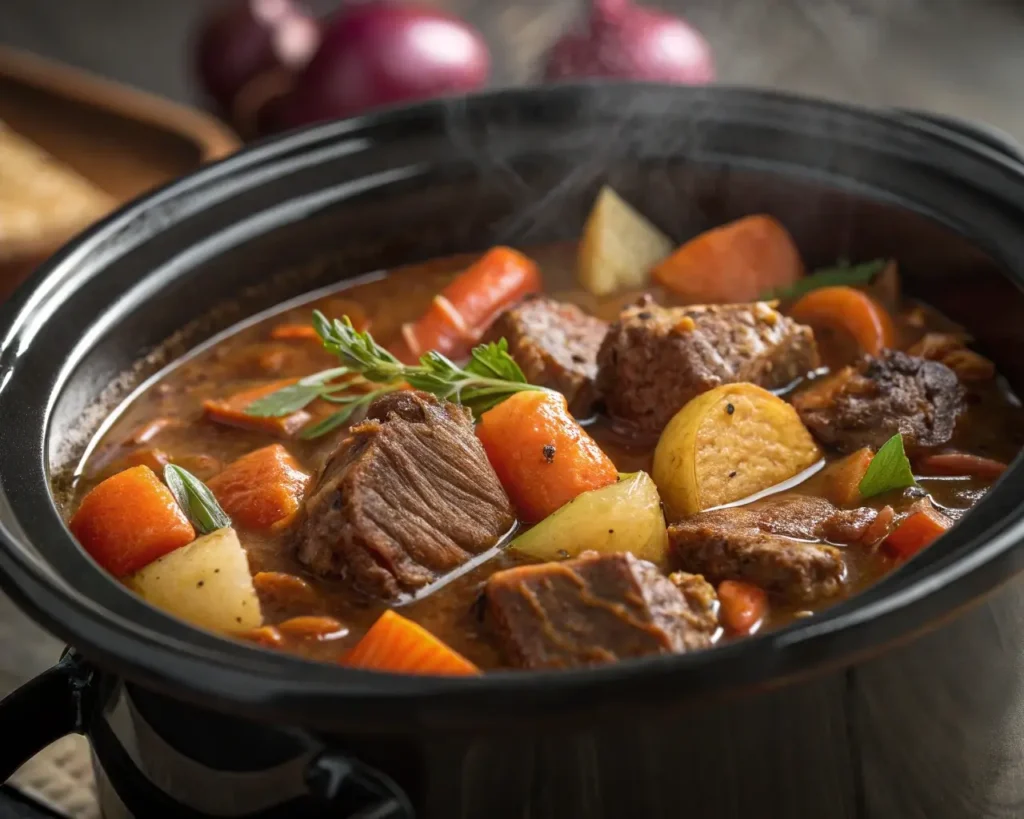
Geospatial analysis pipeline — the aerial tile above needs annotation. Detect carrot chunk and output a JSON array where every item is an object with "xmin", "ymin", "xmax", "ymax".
[
  {"xmin": 203, "ymin": 379, "xmax": 311, "ymax": 438},
  {"xmin": 718, "ymin": 580, "xmax": 768, "ymax": 635},
  {"xmin": 817, "ymin": 447, "xmax": 874, "ymax": 507},
  {"xmin": 278, "ymin": 616, "xmax": 348, "ymax": 641},
  {"xmin": 400, "ymin": 247, "xmax": 542, "ymax": 361},
  {"xmin": 69, "ymin": 465, "xmax": 195, "ymax": 577},
  {"xmin": 915, "ymin": 452, "xmax": 1008, "ymax": 481},
  {"xmin": 884, "ymin": 505, "xmax": 952, "ymax": 559},
  {"xmin": 207, "ymin": 444, "xmax": 309, "ymax": 530},
  {"xmin": 652, "ymin": 215, "xmax": 803, "ymax": 303},
  {"xmin": 789, "ymin": 286, "xmax": 896, "ymax": 356},
  {"xmin": 344, "ymin": 610, "xmax": 479, "ymax": 676},
  {"xmin": 269, "ymin": 324, "xmax": 321, "ymax": 342},
  {"xmin": 476, "ymin": 390, "xmax": 618, "ymax": 522}
]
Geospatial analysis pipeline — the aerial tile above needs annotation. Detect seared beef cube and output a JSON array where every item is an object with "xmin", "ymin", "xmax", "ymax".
[
  {"xmin": 295, "ymin": 391, "xmax": 514, "ymax": 599},
  {"xmin": 487, "ymin": 552, "xmax": 718, "ymax": 669},
  {"xmin": 668, "ymin": 496, "xmax": 892, "ymax": 603},
  {"xmin": 488, "ymin": 296, "xmax": 607, "ymax": 417},
  {"xmin": 792, "ymin": 350, "xmax": 964, "ymax": 453},
  {"xmin": 597, "ymin": 296, "xmax": 819, "ymax": 436}
]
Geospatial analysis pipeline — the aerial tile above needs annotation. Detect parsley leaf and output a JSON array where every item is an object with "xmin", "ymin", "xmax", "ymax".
[{"xmin": 858, "ymin": 433, "xmax": 918, "ymax": 498}]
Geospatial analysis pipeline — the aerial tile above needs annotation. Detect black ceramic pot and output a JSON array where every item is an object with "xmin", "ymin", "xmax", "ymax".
[{"xmin": 2, "ymin": 84, "xmax": 1024, "ymax": 819}]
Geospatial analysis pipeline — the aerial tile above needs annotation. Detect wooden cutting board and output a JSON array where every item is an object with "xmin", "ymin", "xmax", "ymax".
[{"xmin": 0, "ymin": 47, "xmax": 240, "ymax": 301}]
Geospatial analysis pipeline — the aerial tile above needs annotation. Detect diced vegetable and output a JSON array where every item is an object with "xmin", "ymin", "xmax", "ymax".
[
  {"xmin": 788, "ymin": 286, "xmax": 895, "ymax": 356},
  {"xmin": 252, "ymin": 571, "xmax": 318, "ymax": 610},
  {"xmin": 858, "ymin": 434, "xmax": 916, "ymax": 499},
  {"xmin": 652, "ymin": 383, "xmax": 821, "ymax": 519},
  {"xmin": 884, "ymin": 505, "xmax": 952, "ymax": 559},
  {"xmin": 399, "ymin": 247, "xmax": 542, "ymax": 361},
  {"xmin": 277, "ymin": 615, "xmax": 348, "ymax": 641},
  {"xmin": 237, "ymin": 625, "xmax": 284, "ymax": 648},
  {"xmin": 652, "ymin": 215, "xmax": 803, "ymax": 303},
  {"xmin": 207, "ymin": 444, "xmax": 309, "ymax": 530},
  {"xmin": 815, "ymin": 447, "xmax": 873, "ymax": 507},
  {"xmin": 578, "ymin": 186, "xmax": 673, "ymax": 296},
  {"xmin": 344, "ymin": 610, "xmax": 479, "ymax": 676},
  {"xmin": 477, "ymin": 390, "xmax": 618, "ymax": 522},
  {"xmin": 717, "ymin": 580, "xmax": 768, "ymax": 635},
  {"xmin": 915, "ymin": 452, "xmax": 1008, "ymax": 481},
  {"xmin": 269, "ymin": 323, "xmax": 320, "ymax": 342},
  {"xmin": 70, "ymin": 465, "xmax": 196, "ymax": 577},
  {"xmin": 126, "ymin": 527, "xmax": 262, "ymax": 632},
  {"xmin": 203, "ymin": 378, "xmax": 311, "ymax": 437},
  {"xmin": 512, "ymin": 471, "xmax": 668, "ymax": 564}
]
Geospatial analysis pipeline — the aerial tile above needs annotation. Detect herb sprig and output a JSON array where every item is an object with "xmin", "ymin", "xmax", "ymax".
[
  {"xmin": 858, "ymin": 433, "xmax": 918, "ymax": 499},
  {"xmin": 761, "ymin": 258, "xmax": 888, "ymax": 301},
  {"xmin": 246, "ymin": 311, "xmax": 545, "ymax": 438},
  {"xmin": 164, "ymin": 464, "xmax": 232, "ymax": 535}
]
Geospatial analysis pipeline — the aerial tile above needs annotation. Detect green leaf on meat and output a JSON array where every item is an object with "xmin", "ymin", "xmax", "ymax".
[{"xmin": 858, "ymin": 433, "xmax": 918, "ymax": 498}]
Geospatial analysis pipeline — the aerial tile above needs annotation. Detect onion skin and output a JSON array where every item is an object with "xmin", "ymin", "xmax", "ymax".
[
  {"xmin": 276, "ymin": 1, "xmax": 491, "ymax": 129},
  {"xmin": 543, "ymin": 0, "xmax": 714, "ymax": 84},
  {"xmin": 195, "ymin": 0, "xmax": 320, "ymax": 111}
]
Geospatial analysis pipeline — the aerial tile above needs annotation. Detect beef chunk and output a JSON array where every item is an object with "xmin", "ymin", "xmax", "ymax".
[
  {"xmin": 597, "ymin": 296, "xmax": 819, "ymax": 436},
  {"xmin": 295, "ymin": 391, "xmax": 514, "ymax": 599},
  {"xmin": 668, "ymin": 496, "xmax": 892, "ymax": 603},
  {"xmin": 792, "ymin": 350, "xmax": 964, "ymax": 453},
  {"xmin": 488, "ymin": 296, "xmax": 607, "ymax": 417},
  {"xmin": 486, "ymin": 552, "xmax": 718, "ymax": 669}
]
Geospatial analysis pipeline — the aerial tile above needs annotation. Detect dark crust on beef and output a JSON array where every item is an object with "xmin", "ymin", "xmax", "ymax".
[
  {"xmin": 792, "ymin": 350, "xmax": 965, "ymax": 453},
  {"xmin": 668, "ymin": 495, "xmax": 891, "ymax": 603},
  {"xmin": 596, "ymin": 295, "xmax": 819, "ymax": 436},
  {"xmin": 488, "ymin": 296, "xmax": 608, "ymax": 417},
  {"xmin": 294, "ymin": 391, "xmax": 514, "ymax": 600},
  {"xmin": 486, "ymin": 552, "xmax": 718, "ymax": 669}
]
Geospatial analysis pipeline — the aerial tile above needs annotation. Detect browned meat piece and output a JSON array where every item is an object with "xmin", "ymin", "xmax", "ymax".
[
  {"xmin": 294, "ymin": 391, "xmax": 514, "ymax": 600},
  {"xmin": 792, "ymin": 350, "xmax": 964, "ymax": 453},
  {"xmin": 906, "ymin": 332, "xmax": 995, "ymax": 382},
  {"xmin": 486, "ymin": 552, "xmax": 718, "ymax": 669},
  {"xmin": 596, "ymin": 295, "xmax": 819, "ymax": 436},
  {"xmin": 668, "ymin": 495, "xmax": 893, "ymax": 603},
  {"xmin": 488, "ymin": 296, "xmax": 607, "ymax": 417}
]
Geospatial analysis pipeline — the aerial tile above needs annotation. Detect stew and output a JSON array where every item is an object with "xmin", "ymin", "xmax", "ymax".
[{"xmin": 65, "ymin": 190, "xmax": 1024, "ymax": 675}]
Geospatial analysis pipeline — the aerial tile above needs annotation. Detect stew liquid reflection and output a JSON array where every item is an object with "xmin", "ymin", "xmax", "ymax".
[{"xmin": 65, "ymin": 207, "xmax": 1024, "ymax": 675}]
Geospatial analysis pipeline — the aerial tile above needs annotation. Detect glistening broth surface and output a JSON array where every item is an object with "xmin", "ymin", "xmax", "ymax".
[{"xmin": 69, "ymin": 244, "xmax": 1024, "ymax": 668}]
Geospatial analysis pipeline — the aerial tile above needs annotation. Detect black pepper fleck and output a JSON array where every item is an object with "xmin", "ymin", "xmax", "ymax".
[
  {"xmin": 729, "ymin": 471, "xmax": 737, "ymax": 478},
  {"xmin": 557, "ymin": 549, "xmax": 570, "ymax": 559},
  {"xmin": 726, "ymin": 403, "xmax": 735, "ymax": 415},
  {"xmin": 637, "ymin": 311, "xmax": 652, "ymax": 320},
  {"xmin": 542, "ymin": 444, "xmax": 556, "ymax": 463},
  {"xmin": 214, "ymin": 568, "xmax": 220, "ymax": 574},
  {"xmin": 236, "ymin": 617, "xmax": 242, "ymax": 624},
  {"xmin": 196, "ymin": 580, "xmax": 205, "ymax": 588},
  {"xmin": 608, "ymin": 529, "xmax": 614, "ymax": 534}
]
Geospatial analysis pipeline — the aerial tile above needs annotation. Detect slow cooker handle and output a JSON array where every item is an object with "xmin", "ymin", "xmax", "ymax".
[
  {"xmin": 0, "ymin": 650, "xmax": 94, "ymax": 782},
  {"xmin": 896, "ymin": 109, "xmax": 1024, "ymax": 162}
]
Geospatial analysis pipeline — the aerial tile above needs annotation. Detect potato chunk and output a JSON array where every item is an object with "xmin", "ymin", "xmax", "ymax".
[
  {"xmin": 512, "ymin": 471, "xmax": 669, "ymax": 564},
  {"xmin": 126, "ymin": 527, "xmax": 262, "ymax": 633},
  {"xmin": 653, "ymin": 383, "xmax": 821, "ymax": 519},
  {"xmin": 578, "ymin": 186, "xmax": 673, "ymax": 296}
]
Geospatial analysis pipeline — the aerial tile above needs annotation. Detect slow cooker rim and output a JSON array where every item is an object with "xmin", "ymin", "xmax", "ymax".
[{"xmin": 2, "ymin": 82, "xmax": 1024, "ymax": 724}]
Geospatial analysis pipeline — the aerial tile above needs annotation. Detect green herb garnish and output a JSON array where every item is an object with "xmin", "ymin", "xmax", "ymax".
[
  {"xmin": 164, "ymin": 464, "xmax": 232, "ymax": 535},
  {"xmin": 858, "ymin": 433, "xmax": 918, "ymax": 498},
  {"xmin": 245, "ymin": 311, "xmax": 545, "ymax": 438},
  {"xmin": 761, "ymin": 258, "xmax": 888, "ymax": 301}
]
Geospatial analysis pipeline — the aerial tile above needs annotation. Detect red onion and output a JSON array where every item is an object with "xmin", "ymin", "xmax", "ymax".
[
  {"xmin": 543, "ymin": 0, "xmax": 714, "ymax": 84},
  {"xmin": 275, "ymin": 1, "xmax": 490, "ymax": 129},
  {"xmin": 195, "ymin": 0, "xmax": 320, "ymax": 112}
]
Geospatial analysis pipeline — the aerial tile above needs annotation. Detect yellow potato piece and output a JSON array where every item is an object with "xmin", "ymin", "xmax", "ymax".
[
  {"xmin": 127, "ymin": 527, "xmax": 262, "ymax": 633},
  {"xmin": 653, "ymin": 383, "xmax": 822, "ymax": 519},
  {"xmin": 578, "ymin": 186, "xmax": 674, "ymax": 296}
]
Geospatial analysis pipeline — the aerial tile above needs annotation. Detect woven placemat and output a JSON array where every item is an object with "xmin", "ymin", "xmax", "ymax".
[{"xmin": 9, "ymin": 737, "xmax": 98, "ymax": 819}]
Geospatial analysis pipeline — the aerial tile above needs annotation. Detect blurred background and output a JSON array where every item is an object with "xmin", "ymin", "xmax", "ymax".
[{"xmin": 0, "ymin": 0, "xmax": 1022, "ymax": 816}]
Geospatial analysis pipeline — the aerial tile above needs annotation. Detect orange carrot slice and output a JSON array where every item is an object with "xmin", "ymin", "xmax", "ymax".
[
  {"xmin": 203, "ymin": 379, "xmax": 311, "ymax": 438},
  {"xmin": 207, "ymin": 444, "xmax": 309, "ymax": 530},
  {"xmin": 269, "ymin": 324, "xmax": 321, "ymax": 342},
  {"xmin": 476, "ymin": 390, "xmax": 618, "ymax": 522},
  {"xmin": 915, "ymin": 452, "xmax": 1008, "ymax": 481},
  {"xmin": 818, "ymin": 447, "xmax": 874, "ymax": 507},
  {"xmin": 344, "ymin": 610, "xmax": 479, "ymax": 676},
  {"xmin": 400, "ymin": 247, "xmax": 542, "ymax": 361},
  {"xmin": 278, "ymin": 616, "xmax": 348, "ymax": 641},
  {"xmin": 789, "ymin": 286, "xmax": 896, "ymax": 356},
  {"xmin": 717, "ymin": 580, "xmax": 768, "ymax": 635},
  {"xmin": 652, "ymin": 215, "xmax": 803, "ymax": 303},
  {"xmin": 69, "ymin": 465, "xmax": 195, "ymax": 577},
  {"xmin": 884, "ymin": 506, "xmax": 952, "ymax": 559}
]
